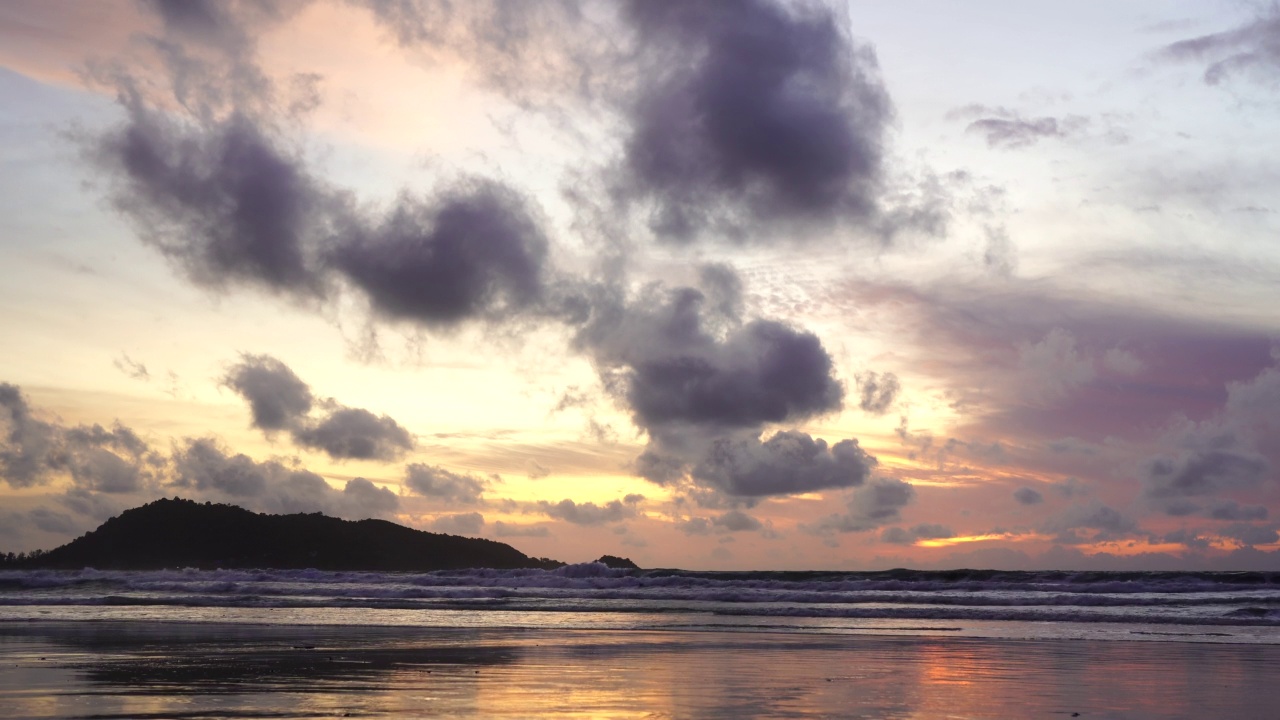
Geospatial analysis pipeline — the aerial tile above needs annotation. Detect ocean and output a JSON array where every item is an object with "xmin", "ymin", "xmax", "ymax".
[
  {"xmin": 3, "ymin": 564, "xmax": 1279, "ymax": 718},
  {"xmin": 2, "ymin": 563, "xmax": 1279, "ymax": 641}
]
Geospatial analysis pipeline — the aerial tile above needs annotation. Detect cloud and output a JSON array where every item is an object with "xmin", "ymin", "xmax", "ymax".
[
  {"xmin": 291, "ymin": 408, "xmax": 414, "ymax": 462},
  {"xmin": 856, "ymin": 371, "xmax": 899, "ymax": 414},
  {"xmin": 1045, "ymin": 503, "xmax": 1137, "ymax": 543},
  {"xmin": 113, "ymin": 354, "xmax": 151, "ymax": 381},
  {"xmin": 1208, "ymin": 500, "xmax": 1268, "ymax": 521},
  {"xmin": 622, "ymin": 319, "xmax": 843, "ymax": 432},
  {"xmin": 223, "ymin": 355, "xmax": 413, "ymax": 461},
  {"xmin": 1, "ymin": 385, "xmax": 400, "ymax": 527},
  {"xmin": 430, "ymin": 511, "xmax": 485, "ymax": 536},
  {"xmin": 357, "ymin": 0, "xmax": 606, "ymax": 105},
  {"xmin": 966, "ymin": 116, "xmax": 1087, "ymax": 149},
  {"xmin": 1013, "ymin": 486, "xmax": 1044, "ymax": 505},
  {"xmin": 170, "ymin": 437, "xmax": 398, "ymax": 518},
  {"xmin": 616, "ymin": 0, "xmax": 892, "ymax": 241},
  {"xmin": 403, "ymin": 463, "xmax": 489, "ymax": 504},
  {"xmin": 1, "ymin": 385, "xmax": 161, "ymax": 494},
  {"xmin": 1217, "ymin": 523, "xmax": 1280, "ymax": 547},
  {"xmin": 576, "ymin": 270, "xmax": 868, "ymax": 500},
  {"xmin": 676, "ymin": 517, "xmax": 712, "ymax": 536},
  {"xmin": 86, "ymin": 26, "xmax": 571, "ymax": 336},
  {"xmin": 691, "ymin": 430, "xmax": 876, "ymax": 498},
  {"xmin": 27, "ymin": 507, "xmax": 80, "ymax": 535},
  {"xmin": 330, "ymin": 182, "xmax": 557, "ymax": 327},
  {"xmin": 1163, "ymin": 9, "xmax": 1280, "ymax": 85},
  {"xmin": 89, "ymin": 103, "xmax": 331, "ymax": 296},
  {"xmin": 810, "ymin": 477, "xmax": 915, "ymax": 533},
  {"xmin": 1102, "ymin": 347, "xmax": 1144, "ymax": 376},
  {"xmin": 222, "ymin": 354, "xmax": 314, "ymax": 431},
  {"xmin": 537, "ymin": 497, "xmax": 641, "ymax": 525},
  {"xmin": 1016, "ymin": 329, "xmax": 1095, "ymax": 405},
  {"xmin": 1137, "ymin": 361, "xmax": 1280, "ymax": 513},
  {"xmin": 712, "ymin": 509, "xmax": 763, "ymax": 532},
  {"xmin": 145, "ymin": 0, "xmax": 309, "ymax": 54},
  {"xmin": 491, "ymin": 520, "xmax": 550, "ymax": 538},
  {"xmin": 0, "ymin": 384, "xmax": 62, "ymax": 488},
  {"xmin": 1144, "ymin": 445, "xmax": 1270, "ymax": 502},
  {"xmin": 881, "ymin": 523, "xmax": 953, "ymax": 545}
]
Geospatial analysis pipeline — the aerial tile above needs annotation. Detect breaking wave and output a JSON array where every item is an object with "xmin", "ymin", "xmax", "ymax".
[{"xmin": 2, "ymin": 564, "xmax": 1279, "ymax": 627}]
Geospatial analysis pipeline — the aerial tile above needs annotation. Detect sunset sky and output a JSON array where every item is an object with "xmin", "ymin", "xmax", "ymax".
[{"xmin": 2, "ymin": 0, "xmax": 1279, "ymax": 570}]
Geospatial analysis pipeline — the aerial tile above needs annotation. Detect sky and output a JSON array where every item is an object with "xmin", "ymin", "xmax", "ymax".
[{"xmin": 2, "ymin": 0, "xmax": 1280, "ymax": 571}]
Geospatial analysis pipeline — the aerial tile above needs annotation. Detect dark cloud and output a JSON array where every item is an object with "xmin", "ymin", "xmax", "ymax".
[
  {"xmin": 223, "ymin": 355, "xmax": 413, "ymax": 461},
  {"xmin": 488, "ymin": 517, "xmax": 550, "ymax": 535},
  {"xmin": 692, "ymin": 431, "xmax": 875, "ymax": 498},
  {"xmin": 330, "ymin": 182, "xmax": 553, "ymax": 327},
  {"xmin": 576, "ymin": 269, "xmax": 868, "ymax": 499},
  {"xmin": 89, "ymin": 39, "xmax": 565, "ymax": 335},
  {"xmin": 1163, "ymin": 10, "xmax": 1280, "ymax": 85},
  {"xmin": 1161, "ymin": 528, "xmax": 1211, "ymax": 550},
  {"xmin": 617, "ymin": 0, "xmax": 892, "ymax": 241},
  {"xmin": 1046, "ymin": 503, "xmax": 1137, "ymax": 542},
  {"xmin": 90, "ymin": 101, "xmax": 330, "ymax": 296},
  {"xmin": 1217, "ymin": 523, "xmax": 1280, "ymax": 547},
  {"xmin": 403, "ymin": 463, "xmax": 489, "ymax": 504},
  {"xmin": 676, "ymin": 517, "xmax": 712, "ymax": 535},
  {"xmin": 1144, "ymin": 446, "xmax": 1270, "ymax": 502},
  {"xmin": 491, "ymin": 520, "xmax": 550, "ymax": 538},
  {"xmin": 0, "ymin": 383, "xmax": 58, "ymax": 488},
  {"xmin": 626, "ymin": 318, "xmax": 843, "ymax": 430},
  {"xmin": 810, "ymin": 477, "xmax": 915, "ymax": 533},
  {"xmin": 537, "ymin": 497, "xmax": 641, "ymax": 525},
  {"xmin": 712, "ymin": 509, "xmax": 763, "ymax": 532},
  {"xmin": 148, "ymin": 0, "xmax": 248, "ymax": 49},
  {"xmin": 171, "ymin": 437, "xmax": 270, "ymax": 497},
  {"xmin": 1, "ymin": 386, "xmax": 160, "ymax": 494},
  {"xmin": 58, "ymin": 487, "xmax": 136, "ymax": 524},
  {"xmin": 223, "ymin": 354, "xmax": 314, "ymax": 431},
  {"xmin": 170, "ymin": 437, "xmax": 398, "ymax": 518},
  {"xmin": 291, "ymin": 408, "xmax": 414, "ymax": 461},
  {"xmin": 580, "ymin": 278, "xmax": 843, "ymax": 432},
  {"xmin": 1013, "ymin": 486, "xmax": 1044, "ymax": 505},
  {"xmin": 856, "ymin": 371, "xmax": 899, "ymax": 414},
  {"xmin": 27, "ymin": 507, "xmax": 80, "ymax": 535},
  {"xmin": 62, "ymin": 448, "xmax": 145, "ymax": 494},
  {"xmin": 430, "ymin": 511, "xmax": 486, "ymax": 536},
  {"xmin": 1209, "ymin": 500, "xmax": 1268, "ymax": 521},
  {"xmin": 1131, "ymin": 364, "xmax": 1279, "ymax": 514},
  {"xmin": 881, "ymin": 523, "xmax": 953, "ymax": 545}
]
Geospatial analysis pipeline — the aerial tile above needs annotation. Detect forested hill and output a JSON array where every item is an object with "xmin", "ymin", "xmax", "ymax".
[{"xmin": 13, "ymin": 498, "xmax": 564, "ymax": 571}]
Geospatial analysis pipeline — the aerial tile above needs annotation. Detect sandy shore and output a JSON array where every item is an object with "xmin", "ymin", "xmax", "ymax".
[{"xmin": 2, "ymin": 621, "xmax": 1276, "ymax": 719}]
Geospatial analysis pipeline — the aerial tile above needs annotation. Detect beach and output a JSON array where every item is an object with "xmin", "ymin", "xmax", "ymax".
[
  {"xmin": 1, "ymin": 566, "xmax": 1277, "ymax": 718},
  {"xmin": 3, "ymin": 620, "xmax": 1278, "ymax": 719}
]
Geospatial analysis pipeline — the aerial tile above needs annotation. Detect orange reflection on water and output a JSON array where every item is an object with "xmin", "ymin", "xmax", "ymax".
[{"xmin": 7, "ymin": 625, "xmax": 1280, "ymax": 718}]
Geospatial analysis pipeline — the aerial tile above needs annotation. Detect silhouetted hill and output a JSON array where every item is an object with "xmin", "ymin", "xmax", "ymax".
[
  {"xmin": 20, "ymin": 498, "xmax": 564, "ymax": 571},
  {"xmin": 595, "ymin": 555, "xmax": 640, "ymax": 570}
]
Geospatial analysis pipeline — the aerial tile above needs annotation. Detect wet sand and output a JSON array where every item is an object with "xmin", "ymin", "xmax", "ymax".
[{"xmin": 1, "ymin": 621, "xmax": 1276, "ymax": 719}]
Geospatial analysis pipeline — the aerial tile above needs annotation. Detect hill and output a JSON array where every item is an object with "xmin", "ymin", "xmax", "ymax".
[{"xmin": 12, "ymin": 498, "xmax": 564, "ymax": 571}]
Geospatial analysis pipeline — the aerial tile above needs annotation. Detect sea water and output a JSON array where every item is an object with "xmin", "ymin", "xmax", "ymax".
[{"xmin": 1, "ymin": 563, "xmax": 1278, "ymax": 642}]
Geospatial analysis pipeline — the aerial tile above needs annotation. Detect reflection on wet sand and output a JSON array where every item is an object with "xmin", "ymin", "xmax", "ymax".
[{"xmin": 2, "ymin": 622, "xmax": 1278, "ymax": 718}]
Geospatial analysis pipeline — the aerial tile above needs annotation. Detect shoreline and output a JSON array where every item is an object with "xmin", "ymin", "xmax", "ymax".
[
  {"xmin": 4, "ymin": 621, "xmax": 1279, "ymax": 719},
  {"xmin": 4, "ymin": 605, "xmax": 1280, "ymax": 645}
]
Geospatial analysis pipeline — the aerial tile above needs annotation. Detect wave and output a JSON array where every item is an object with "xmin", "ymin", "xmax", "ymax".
[{"xmin": 3, "ymin": 564, "xmax": 1279, "ymax": 627}]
